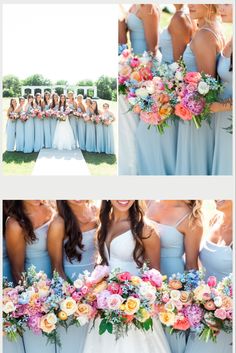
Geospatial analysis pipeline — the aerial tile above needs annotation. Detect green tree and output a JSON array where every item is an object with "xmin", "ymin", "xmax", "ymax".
[
  {"xmin": 3, "ymin": 75, "xmax": 21, "ymax": 96},
  {"xmin": 3, "ymin": 88, "xmax": 14, "ymax": 97},
  {"xmin": 55, "ymin": 80, "xmax": 68, "ymax": 86},
  {"xmin": 96, "ymin": 76, "xmax": 113, "ymax": 100},
  {"xmin": 22, "ymin": 74, "xmax": 52, "ymax": 86},
  {"xmin": 76, "ymin": 80, "xmax": 94, "ymax": 86}
]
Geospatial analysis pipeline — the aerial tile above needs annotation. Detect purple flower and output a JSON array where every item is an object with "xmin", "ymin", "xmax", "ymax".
[
  {"xmin": 27, "ymin": 314, "xmax": 43, "ymax": 334},
  {"xmin": 96, "ymin": 290, "xmax": 111, "ymax": 309},
  {"xmin": 182, "ymin": 93, "xmax": 206, "ymax": 115},
  {"xmin": 183, "ymin": 304, "xmax": 204, "ymax": 328}
]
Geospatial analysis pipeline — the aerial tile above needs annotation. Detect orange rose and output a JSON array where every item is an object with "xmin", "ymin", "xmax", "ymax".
[
  {"xmin": 175, "ymin": 103, "xmax": 193, "ymax": 121},
  {"xmin": 75, "ymin": 304, "xmax": 93, "ymax": 318},
  {"xmin": 221, "ymin": 296, "xmax": 232, "ymax": 310},
  {"xmin": 159, "ymin": 94, "xmax": 170, "ymax": 104},
  {"xmin": 168, "ymin": 279, "xmax": 182, "ymax": 290},
  {"xmin": 159, "ymin": 104, "xmax": 173, "ymax": 119},
  {"xmin": 130, "ymin": 71, "xmax": 142, "ymax": 82},
  {"xmin": 93, "ymin": 281, "xmax": 108, "ymax": 294},
  {"xmin": 180, "ymin": 291, "xmax": 191, "ymax": 303}
]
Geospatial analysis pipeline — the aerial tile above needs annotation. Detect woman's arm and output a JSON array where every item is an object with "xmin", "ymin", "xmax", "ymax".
[
  {"xmin": 169, "ymin": 15, "xmax": 192, "ymax": 61},
  {"xmin": 47, "ymin": 216, "xmax": 67, "ymax": 279},
  {"xmin": 5, "ymin": 218, "xmax": 26, "ymax": 284},
  {"xmin": 142, "ymin": 223, "xmax": 160, "ymax": 270},
  {"xmin": 140, "ymin": 5, "xmax": 158, "ymax": 55},
  {"xmin": 183, "ymin": 223, "xmax": 203, "ymax": 270},
  {"xmin": 119, "ymin": 20, "xmax": 128, "ymax": 44},
  {"xmin": 7, "ymin": 107, "xmax": 11, "ymax": 118},
  {"xmin": 210, "ymin": 99, "xmax": 232, "ymax": 113}
]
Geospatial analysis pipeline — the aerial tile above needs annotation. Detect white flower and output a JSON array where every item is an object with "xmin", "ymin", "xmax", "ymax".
[
  {"xmin": 74, "ymin": 279, "xmax": 84, "ymax": 289},
  {"xmin": 214, "ymin": 296, "xmax": 223, "ymax": 307},
  {"xmin": 77, "ymin": 315, "xmax": 89, "ymax": 326},
  {"xmin": 198, "ymin": 81, "xmax": 210, "ymax": 95},
  {"xmin": 3, "ymin": 301, "xmax": 16, "ymax": 314},
  {"xmin": 145, "ymin": 82, "xmax": 155, "ymax": 95},
  {"xmin": 170, "ymin": 290, "xmax": 181, "ymax": 301},
  {"xmin": 135, "ymin": 87, "xmax": 149, "ymax": 98},
  {"xmin": 164, "ymin": 301, "xmax": 175, "ymax": 312},
  {"xmin": 106, "ymin": 294, "xmax": 123, "ymax": 310},
  {"xmin": 139, "ymin": 283, "xmax": 156, "ymax": 304},
  {"xmin": 46, "ymin": 313, "xmax": 58, "ymax": 325},
  {"xmin": 169, "ymin": 62, "xmax": 179, "ymax": 72},
  {"xmin": 60, "ymin": 298, "xmax": 77, "ymax": 316},
  {"xmin": 128, "ymin": 97, "xmax": 137, "ymax": 106},
  {"xmin": 175, "ymin": 71, "xmax": 183, "ymax": 81}
]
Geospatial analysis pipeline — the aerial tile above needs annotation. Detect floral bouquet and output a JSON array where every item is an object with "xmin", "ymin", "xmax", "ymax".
[
  {"xmin": 102, "ymin": 113, "xmax": 114, "ymax": 126},
  {"xmin": 19, "ymin": 112, "xmax": 28, "ymax": 122},
  {"xmin": 45, "ymin": 110, "xmax": 53, "ymax": 118},
  {"xmin": 9, "ymin": 112, "xmax": 19, "ymax": 122},
  {"xmin": 83, "ymin": 114, "xmax": 91, "ymax": 122},
  {"xmin": 93, "ymin": 266, "xmax": 163, "ymax": 339},
  {"xmin": 94, "ymin": 115, "xmax": 102, "ymax": 124},
  {"xmin": 56, "ymin": 109, "xmax": 70, "ymax": 122},
  {"xmin": 192, "ymin": 274, "xmax": 233, "ymax": 342},
  {"xmin": 2, "ymin": 278, "xmax": 27, "ymax": 342},
  {"xmin": 35, "ymin": 109, "xmax": 44, "ymax": 120}
]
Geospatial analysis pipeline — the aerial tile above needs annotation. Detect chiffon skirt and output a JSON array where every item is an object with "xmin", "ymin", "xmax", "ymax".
[
  {"xmin": 85, "ymin": 122, "xmax": 96, "ymax": 152},
  {"xmin": 185, "ymin": 331, "xmax": 232, "ymax": 353},
  {"xmin": 50, "ymin": 117, "xmax": 57, "ymax": 143},
  {"xmin": 43, "ymin": 118, "xmax": 52, "ymax": 148},
  {"xmin": 6, "ymin": 120, "xmax": 16, "ymax": 151},
  {"xmin": 77, "ymin": 118, "xmax": 86, "ymax": 150},
  {"xmin": 16, "ymin": 120, "xmax": 25, "ymax": 152},
  {"xmin": 3, "ymin": 337, "xmax": 26, "ymax": 353},
  {"xmin": 104, "ymin": 125, "xmax": 115, "ymax": 154},
  {"xmin": 69, "ymin": 115, "xmax": 78, "ymax": 146},
  {"xmin": 34, "ymin": 118, "xmax": 44, "ymax": 152},
  {"xmin": 24, "ymin": 118, "xmax": 35, "ymax": 153},
  {"xmin": 95, "ymin": 123, "xmax": 105, "ymax": 153}
]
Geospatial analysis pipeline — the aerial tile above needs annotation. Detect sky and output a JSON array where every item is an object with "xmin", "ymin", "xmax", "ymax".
[{"xmin": 3, "ymin": 4, "xmax": 117, "ymax": 84}]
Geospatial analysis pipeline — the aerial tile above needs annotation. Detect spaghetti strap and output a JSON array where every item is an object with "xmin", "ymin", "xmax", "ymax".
[{"xmin": 175, "ymin": 213, "xmax": 190, "ymax": 227}]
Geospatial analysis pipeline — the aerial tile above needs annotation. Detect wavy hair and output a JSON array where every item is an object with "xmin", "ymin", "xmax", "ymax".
[
  {"xmin": 97, "ymin": 200, "xmax": 145, "ymax": 267},
  {"xmin": 59, "ymin": 94, "xmax": 67, "ymax": 111},
  {"xmin": 51, "ymin": 93, "xmax": 59, "ymax": 109},
  {"xmin": 183, "ymin": 200, "xmax": 203, "ymax": 227},
  {"xmin": 56, "ymin": 201, "xmax": 85, "ymax": 263}
]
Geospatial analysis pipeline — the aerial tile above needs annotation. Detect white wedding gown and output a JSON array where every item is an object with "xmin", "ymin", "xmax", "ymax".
[
  {"xmin": 53, "ymin": 116, "xmax": 77, "ymax": 150},
  {"xmin": 82, "ymin": 230, "xmax": 171, "ymax": 353}
]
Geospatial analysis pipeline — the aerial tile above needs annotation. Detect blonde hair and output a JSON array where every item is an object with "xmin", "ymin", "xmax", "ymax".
[
  {"xmin": 203, "ymin": 4, "xmax": 221, "ymax": 23},
  {"xmin": 184, "ymin": 200, "xmax": 203, "ymax": 227}
]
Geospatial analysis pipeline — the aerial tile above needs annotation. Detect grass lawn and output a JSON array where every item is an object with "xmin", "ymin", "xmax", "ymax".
[{"xmin": 2, "ymin": 98, "xmax": 117, "ymax": 176}]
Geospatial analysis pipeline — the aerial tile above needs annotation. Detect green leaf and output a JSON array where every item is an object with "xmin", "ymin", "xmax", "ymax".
[
  {"xmin": 106, "ymin": 322, "xmax": 113, "ymax": 334},
  {"xmin": 99, "ymin": 319, "xmax": 108, "ymax": 335}
]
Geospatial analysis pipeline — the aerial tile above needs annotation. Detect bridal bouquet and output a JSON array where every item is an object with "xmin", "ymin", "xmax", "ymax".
[
  {"xmin": 94, "ymin": 266, "xmax": 163, "ymax": 339},
  {"xmin": 45, "ymin": 110, "xmax": 53, "ymax": 118},
  {"xmin": 56, "ymin": 109, "xmax": 70, "ymax": 122}
]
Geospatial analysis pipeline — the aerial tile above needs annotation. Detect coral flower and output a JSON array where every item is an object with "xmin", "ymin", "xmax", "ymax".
[{"xmin": 175, "ymin": 103, "xmax": 192, "ymax": 121}]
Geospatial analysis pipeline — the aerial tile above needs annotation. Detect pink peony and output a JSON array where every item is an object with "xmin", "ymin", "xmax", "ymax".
[
  {"xmin": 214, "ymin": 308, "xmax": 227, "ymax": 320},
  {"xmin": 27, "ymin": 314, "xmax": 42, "ymax": 334},
  {"xmin": 143, "ymin": 269, "xmax": 163, "ymax": 288},
  {"xmin": 117, "ymin": 272, "xmax": 132, "ymax": 282},
  {"xmin": 122, "ymin": 49, "xmax": 131, "ymax": 58},
  {"xmin": 88, "ymin": 265, "xmax": 110, "ymax": 284},
  {"xmin": 207, "ymin": 276, "xmax": 217, "ymax": 288},
  {"xmin": 106, "ymin": 294, "xmax": 123, "ymax": 310},
  {"xmin": 130, "ymin": 57, "xmax": 140, "ymax": 68},
  {"xmin": 107, "ymin": 282, "xmax": 122, "ymax": 295},
  {"xmin": 184, "ymin": 72, "xmax": 201, "ymax": 84}
]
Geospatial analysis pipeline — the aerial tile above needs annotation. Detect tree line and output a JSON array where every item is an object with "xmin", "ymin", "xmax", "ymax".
[{"xmin": 3, "ymin": 74, "xmax": 117, "ymax": 101}]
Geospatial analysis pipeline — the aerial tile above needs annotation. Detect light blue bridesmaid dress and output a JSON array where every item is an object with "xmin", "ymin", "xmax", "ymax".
[
  {"xmin": 23, "ymin": 219, "xmax": 55, "ymax": 353},
  {"xmin": 34, "ymin": 104, "xmax": 44, "ymax": 152},
  {"xmin": 24, "ymin": 105, "xmax": 35, "ymax": 153},
  {"xmin": 175, "ymin": 29, "xmax": 220, "ymax": 175},
  {"xmin": 77, "ymin": 107, "xmax": 86, "ymax": 150},
  {"xmin": 3, "ymin": 228, "xmax": 26, "ymax": 353},
  {"xmin": 43, "ymin": 103, "xmax": 52, "ymax": 148},
  {"xmin": 50, "ymin": 104, "xmax": 58, "ymax": 143},
  {"xmin": 85, "ymin": 109, "xmax": 96, "ymax": 152},
  {"xmin": 155, "ymin": 212, "xmax": 189, "ymax": 353},
  {"xmin": 212, "ymin": 54, "xmax": 232, "ymax": 175},
  {"xmin": 185, "ymin": 238, "xmax": 233, "ymax": 353},
  {"xmin": 95, "ymin": 120, "xmax": 105, "ymax": 153},
  {"xmin": 57, "ymin": 228, "xmax": 96, "ymax": 353},
  {"xmin": 128, "ymin": 13, "xmax": 170, "ymax": 175},
  {"xmin": 6, "ymin": 112, "xmax": 16, "ymax": 151},
  {"xmin": 68, "ymin": 103, "xmax": 78, "ymax": 146},
  {"xmin": 103, "ymin": 112, "xmax": 115, "ymax": 155},
  {"xmin": 16, "ymin": 108, "xmax": 25, "ymax": 152}
]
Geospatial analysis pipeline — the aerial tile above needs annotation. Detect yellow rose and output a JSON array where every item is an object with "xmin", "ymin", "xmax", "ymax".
[
  {"xmin": 40, "ymin": 313, "xmax": 57, "ymax": 333},
  {"xmin": 29, "ymin": 293, "xmax": 39, "ymax": 306},
  {"xmin": 131, "ymin": 276, "xmax": 142, "ymax": 286},
  {"xmin": 92, "ymin": 281, "xmax": 108, "ymax": 294},
  {"xmin": 60, "ymin": 298, "xmax": 77, "ymax": 316},
  {"xmin": 138, "ymin": 308, "xmax": 151, "ymax": 323},
  {"xmin": 124, "ymin": 297, "xmax": 140, "ymax": 315},
  {"xmin": 58, "ymin": 311, "xmax": 68, "ymax": 321},
  {"xmin": 159, "ymin": 312, "xmax": 176, "ymax": 327},
  {"xmin": 120, "ymin": 304, "xmax": 126, "ymax": 311}
]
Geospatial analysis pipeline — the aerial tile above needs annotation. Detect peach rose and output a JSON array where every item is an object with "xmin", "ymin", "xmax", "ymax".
[
  {"xmin": 221, "ymin": 296, "xmax": 233, "ymax": 310},
  {"xmin": 133, "ymin": 105, "xmax": 142, "ymax": 114},
  {"xmin": 119, "ymin": 65, "xmax": 132, "ymax": 77},
  {"xmin": 159, "ymin": 311, "xmax": 176, "ymax": 326},
  {"xmin": 75, "ymin": 303, "xmax": 93, "ymax": 318},
  {"xmin": 40, "ymin": 313, "xmax": 57, "ymax": 333},
  {"xmin": 159, "ymin": 104, "xmax": 173, "ymax": 119},
  {"xmin": 130, "ymin": 71, "xmax": 142, "ymax": 82},
  {"xmin": 175, "ymin": 103, "xmax": 193, "ymax": 121},
  {"xmin": 124, "ymin": 297, "xmax": 140, "ymax": 315},
  {"xmin": 93, "ymin": 281, "xmax": 108, "ymax": 294},
  {"xmin": 180, "ymin": 291, "xmax": 191, "ymax": 303},
  {"xmin": 168, "ymin": 280, "xmax": 182, "ymax": 290}
]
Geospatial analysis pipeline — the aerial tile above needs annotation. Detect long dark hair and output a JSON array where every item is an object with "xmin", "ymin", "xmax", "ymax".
[
  {"xmin": 5, "ymin": 201, "xmax": 36, "ymax": 243},
  {"xmin": 27, "ymin": 94, "xmax": 34, "ymax": 108},
  {"xmin": 92, "ymin": 101, "xmax": 99, "ymax": 115},
  {"xmin": 3, "ymin": 200, "xmax": 14, "ymax": 235},
  {"xmin": 56, "ymin": 201, "xmax": 84, "ymax": 263},
  {"xmin": 229, "ymin": 53, "xmax": 233, "ymax": 71},
  {"xmin": 97, "ymin": 200, "xmax": 145, "ymax": 267},
  {"xmin": 43, "ymin": 91, "xmax": 51, "ymax": 105},
  {"xmin": 59, "ymin": 94, "xmax": 67, "ymax": 111},
  {"xmin": 10, "ymin": 99, "xmax": 16, "ymax": 111},
  {"xmin": 35, "ymin": 93, "xmax": 42, "ymax": 109},
  {"xmin": 51, "ymin": 93, "xmax": 59, "ymax": 109}
]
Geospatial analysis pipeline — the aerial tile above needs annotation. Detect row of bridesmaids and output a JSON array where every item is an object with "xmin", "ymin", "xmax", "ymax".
[
  {"xmin": 3, "ymin": 199, "xmax": 232, "ymax": 353},
  {"xmin": 6, "ymin": 93, "xmax": 115, "ymax": 154},
  {"xmin": 119, "ymin": 4, "xmax": 233, "ymax": 175}
]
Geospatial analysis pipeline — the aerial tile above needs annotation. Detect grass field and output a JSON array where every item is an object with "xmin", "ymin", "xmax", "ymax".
[{"xmin": 2, "ymin": 98, "xmax": 118, "ymax": 176}]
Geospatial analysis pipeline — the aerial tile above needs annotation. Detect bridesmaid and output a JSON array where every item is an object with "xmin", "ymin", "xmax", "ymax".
[
  {"xmin": 15, "ymin": 97, "xmax": 25, "ymax": 152},
  {"xmin": 102, "ymin": 103, "xmax": 115, "ymax": 155},
  {"xmin": 211, "ymin": 4, "xmax": 233, "ymax": 175},
  {"xmin": 146, "ymin": 200, "xmax": 203, "ymax": 353},
  {"xmin": 92, "ymin": 100, "xmax": 104, "ymax": 153},
  {"xmin": 156, "ymin": 4, "xmax": 196, "ymax": 175},
  {"xmin": 185, "ymin": 200, "xmax": 232, "ymax": 353},
  {"xmin": 34, "ymin": 93, "xmax": 44, "ymax": 152},
  {"xmin": 42, "ymin": 91, "xmax": 52, "ymax": 148},
  {"xmin": 47, "ymin": 200, "xmax": 98, "ymax": 353},
  {"xmin": 67, "ymin": 91, "xmax": 78, "ymax": 145},
  {"xmin": 5, "ymin": 200, "xmax": 55, "ymax": 353},
  {"xmin": 24, "ymin": 95, "xmax": 35, "ymax": 153},
  {"xmin": 85, "ymin": 98, "xmax": 96, "ymax": 152},
  {"xmin": 76, "ymin": 94, "xmax": 86, "ymax": 150},
  {"xmin": 175, "ymin": 4, "xmax": 224, "ymax": 175},
  {"xmin": 6, "ymin": 98, "xmax": 17, "ymax": 151},
  {"xmin": 50, "ymin": 93, "xmax": 59, "ymax": 142}
]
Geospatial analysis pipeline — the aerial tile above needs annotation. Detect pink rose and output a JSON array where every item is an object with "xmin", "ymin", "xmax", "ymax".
[
  {"xmin": 214, "ymin": 308, "xmax": 227, "ymax": 320},
  {"xmin": 117, "ymin": 272, "xmax": 132, "ymax": 282},
  {"xmin": 107, "ymin": 294, "xmax": 123, "ymax": 310},
  {"xmin": 122, "ymin": 49, "xmax": 131, "ymax": 58},
  {"xmin": 186, "ymin": 83, "xmax": 198, "ymax": 93},
  {"xmin": 88, "ymin": 265, "xmax": 110, "ymax": 284},
  {"xmin": 140, "ymin": 111, "xmax": 162, "ymax": 125},
  {"xmin": 175, "ymin": 103, "xmax": 192, "ymax": 121},
  {"xmin": 184, "ymin": 72, "xmax": 201, "ymax": 84},
  {"xmin": 162, "ymin": 293, "xmax": 170, "ymax": 303},
  {"xmin": 130, "ymin": 57, "xmax": 140, "ymax": 68},
  {"xmin": 207, "ymin": 276, "xmax": 217, "ymax": 288},
  {"xmin": 143, "ymin": 269, "xmax": 163, "ymax": 288},
  {"xmin": 107, "ymin": 283, "xmax": 122, "ymax": 295}
]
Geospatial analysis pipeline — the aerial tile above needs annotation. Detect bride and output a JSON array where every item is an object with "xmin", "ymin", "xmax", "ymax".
[
  {"xmin": 82, "ymin": 200, "xmax": 171, "ymax": 353},
  {"xmin": 53, "ymin": 94, "xmax": 77, "ymax": 150}
]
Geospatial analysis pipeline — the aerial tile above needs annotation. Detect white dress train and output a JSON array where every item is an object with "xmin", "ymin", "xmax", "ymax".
[
  {"xmin": 53, "ymin": 117, "xmax": 77, "ymax": 150},
  {"xmin": 82, "ymin": 230, "xmax": 171, "ymax": 353}
]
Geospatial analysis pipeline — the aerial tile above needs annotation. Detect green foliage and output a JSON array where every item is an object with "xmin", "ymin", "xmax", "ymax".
[
  {"xmin": 76, "ymin": 80, "xmax": 94, "ymax": 86},
  {"xmin": 3, "ymin": 75, "xmax": 21, "ymax": 96},
  {"xmin": 96, "ymin": 75, "xmax": 117, "ymax": 101},
  {"xmin": 99, "ymin": 319, "xmax": 113, "ymax": 335},
  {"xmin": 22, "ymin": 74, "xmax": 52, "ymax": 86},
  {"xmin": 55, "ymin": 80, "xmax": 68, "ymax": 85},
  {"xmin": 55, "ymin": 87, "xmax": 64, "ymax": 96},
  {"xmin": 3, "ymin": 88, "xmax": 14, "ymax": 97}
]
